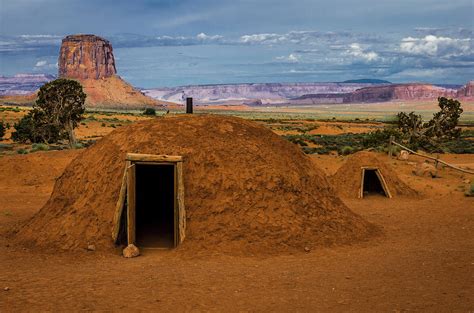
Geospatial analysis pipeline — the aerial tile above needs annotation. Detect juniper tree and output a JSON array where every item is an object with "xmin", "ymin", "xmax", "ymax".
[
  {"xmin": 34, "ymin": 79, "xmax": 86, "ymax": 147},
  {"xmin": 397, "ymin": 97, "xmax": 464, "ymax": 148},
  {"xmin": 423, "ymin": 97, "xmax": 463, "ymax": 140}
]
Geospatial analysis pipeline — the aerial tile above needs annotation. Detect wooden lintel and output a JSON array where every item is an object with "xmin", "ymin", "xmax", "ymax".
[{"xmin": 126, "ymin": 153, "xmax": 183, "ymax": 163}]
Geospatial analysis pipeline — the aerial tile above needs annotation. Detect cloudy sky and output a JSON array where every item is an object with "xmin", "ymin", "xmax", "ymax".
[{"xmin": 0, "ymin": 0, "xmax": 472, "ymax": 87}]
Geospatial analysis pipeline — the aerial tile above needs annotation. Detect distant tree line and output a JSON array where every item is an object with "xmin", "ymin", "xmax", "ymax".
[{"xmin": 285, "ymin": 97, "xmax": 469, "ymax": 155}]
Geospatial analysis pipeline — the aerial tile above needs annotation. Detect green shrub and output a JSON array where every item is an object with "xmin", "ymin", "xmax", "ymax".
[
  {"xmin": 464, "ymin": 181, "xmax": 474, "ymax": 197},
  {"xmin": 101, "ymin": 122, "xmax": 106, "ymax": 127},
  {"xmin": 31, "ymin": 143, "xmax": 49, "ymax": 152},
  {"xmin": 283, "ymin": 124, "xmax": 472, "ymax": 156},
  {"xmin": 17, "ymin": 148, "xmax": 29, "ymax": 154},
  {"xmin": 386, "ymin": 144, "xmax": 401, "ymax": 155},
  {"xmin": 362, "ymin": 128, "xmax": 402, "ymax": 148},
  {"xmin": 340, "ymin": 146, "xmax": 354, "ymax": 155},
  {"xmin": 143, "ymin": 108, "xmax": 156, "ymax": 116},
  {"xmin": 72, "ymin": 143, "xmax": 84, "ymax": 149}
]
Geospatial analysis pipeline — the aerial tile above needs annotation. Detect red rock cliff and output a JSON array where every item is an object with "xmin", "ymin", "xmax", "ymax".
[
  {"xmin": 58, "ymin": 34, "xmax": 116, "ymax": 80},
  {"xmin": 345, "ymin": 84, "xmax": 457, "ymax": 103},
  {"xmin": 457, "ymin": 81, "xmax": 474, "ymax": 98}
]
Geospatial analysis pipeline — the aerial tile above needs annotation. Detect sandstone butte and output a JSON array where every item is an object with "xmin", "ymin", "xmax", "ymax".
[{"xmin": 58, "ymin": 34, "xmax": 170, "ymax": 109}]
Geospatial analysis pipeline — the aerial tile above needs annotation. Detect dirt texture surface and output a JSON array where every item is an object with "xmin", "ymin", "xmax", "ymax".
[
  {"xmin": 1, "ymin": 150, "xmax": 473, "ymax": 311},
  {"xmin": 10, "ymin": 115, "xmax": 376, "ymax": 253}
]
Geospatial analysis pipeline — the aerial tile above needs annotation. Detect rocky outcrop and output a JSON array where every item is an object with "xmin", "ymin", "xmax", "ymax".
[
  {"xmin": 345, "ymin": 84, "xmax": 457, "ymax": 103},
  {"xmin": 79, "ymin": 75, "xmax": 164, "ymax": 109},
  {"xmin": 58, "ymin": 34, "xmax": 116, "ymax": 80},
  {"xmin": 55, "ymin": 34, "xmax": 169, "ymax": 108},
  {"xmin": 457, "ymin": 81, "xmax": 474, "ymax": 98}
]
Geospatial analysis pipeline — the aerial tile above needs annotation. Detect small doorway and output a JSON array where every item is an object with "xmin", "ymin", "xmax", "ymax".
[
  {"xmin": 135, "ymin": 163, "xmax": 175, "ymax": 247},
  {"xmin": 112, "ymin": 153, "xmax": 186, "ymax": 249},
  {"xmin": 359, "ymin": 167, "xmax": 392, "ymax": 198}
]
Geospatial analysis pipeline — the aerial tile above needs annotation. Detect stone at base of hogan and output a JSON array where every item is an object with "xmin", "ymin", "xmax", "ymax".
[
  {"xmin": 398, "ymin": 150, "xmax": 410, "ymax": 161},
  {"xmin": 123, "ymin": 244, "xmax": 140, "ymax": 258},
  {"xmin": 413, "ymin": 162, "xmax": 438, "ymax": 178}
]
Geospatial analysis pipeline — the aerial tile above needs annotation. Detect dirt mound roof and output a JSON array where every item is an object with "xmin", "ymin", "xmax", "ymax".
[
  {"xmin": 13, "ymin": 115, "xmax": 378, "ymax": 254},
  {"xmin": 331, "ymin": 151, "xmax": 418, "ymax": 198}
]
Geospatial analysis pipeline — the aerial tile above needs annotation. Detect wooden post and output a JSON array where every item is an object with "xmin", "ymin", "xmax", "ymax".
[
  {"xmin": 388, "ymin": 135, "xmax": 394, "ymax": 158},
  {"xmin": 359, "ymin": 168, "xmax": 365, "ymax": 198},
  {"xmin": 186, "ymin": 97, "xmax": 193, "ymax": 114},
  {"xmin": 127, "ymin": 164, "xmax": 136, "ymax": 245},
  {"xmin": 176, "ymin": 161, "xmax": 186, "ymax": 244},
  {"xmin": 111, "ymin": 163, "xmax": 129, "ymax": 242}
]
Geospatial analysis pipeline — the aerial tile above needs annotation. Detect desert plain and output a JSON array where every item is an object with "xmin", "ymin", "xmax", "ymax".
[{"xmin": 0, "ymin": 103, "xmax": 473, "ymax": 312}]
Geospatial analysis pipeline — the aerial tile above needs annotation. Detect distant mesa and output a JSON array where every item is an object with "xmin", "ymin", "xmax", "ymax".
[
  {"xmin": 341, "ymin": 79, "xmax": 391, "ymax": 84},
  {"xmin": 290, "ymin": 83, "xmax": 465, "ymax": 105},
  {"xmin": 58, "ymin": 34, "xmax": 117, "ymax": 80},
  {"xmin": 344, "ymin": 83, "xmax": 458, "ymax": 103},
  {"xmin": 0, "ymin": 74, "xmax": 55, "ymax": 96},
  {"xmin": 143, "ymin": 82, "xmax": 384, "ymax": 105}
]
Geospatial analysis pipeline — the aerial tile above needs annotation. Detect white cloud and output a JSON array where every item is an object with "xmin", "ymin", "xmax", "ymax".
[
  {"xmin": 239, "ymin": 30, "xmax": 367, "ymax": 46},
  {"xmin": 400, "ymin": 35, "xmax": 471, "ymax": 57},
  {"xmin": 155, "ymin": 33, "xmax": 223, "ymax": 45},
  {"xmin": 276, "ymin": 53, "xmax": 300, "ymax": 63},
  {"xmin": 196, "ymin": 33, "xmax": 223, "ymax": 41},
  {"xmin": 35, "ymin": 60, "xmax": 48, "ymax": 67},
  {"xmin": 240, "ymin": 33, "xmax": 283, "ymax": 44},
  {"xmin": 20, "ymin": 34, "xmax": 61, "ymax": 39},
  {"xmin": 346, "ymin": 43, "xmax": 379, "ymax": 61},
  {"xmin": 288, "ymin": 54, "xmax": 300, "ymax": 62},
  {"xmin": 34, "ymin": 60, "xmax": 57, "ymax": 69}
]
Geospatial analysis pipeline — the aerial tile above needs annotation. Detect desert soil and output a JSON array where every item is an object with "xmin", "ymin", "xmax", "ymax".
[{"xmin": 1, "ymin": 147, "xmax": 473, "ymax": 312}]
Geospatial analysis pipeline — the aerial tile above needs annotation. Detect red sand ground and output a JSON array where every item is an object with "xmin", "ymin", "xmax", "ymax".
[{"xmin": 1, "ymin": 149, "xmax": 473, "ymax": 311}]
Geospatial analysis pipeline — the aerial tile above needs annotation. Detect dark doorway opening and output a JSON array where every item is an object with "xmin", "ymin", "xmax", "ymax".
[
  {"xmin": 362, "ymin": 169, "xmax": 388, "ymax": 197},
  {"xmin": 135, "ymin": 163, "xmax": 175, "ymax": 248}
]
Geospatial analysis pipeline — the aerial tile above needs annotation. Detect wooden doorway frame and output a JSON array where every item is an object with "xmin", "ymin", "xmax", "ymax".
[
  {"xmin": 112, "ymin": 153, "xmax": 185, "ymax": 248},
  {"xmin": 358, "ymin": 167, "xmax": 392, "ymax": 199}
]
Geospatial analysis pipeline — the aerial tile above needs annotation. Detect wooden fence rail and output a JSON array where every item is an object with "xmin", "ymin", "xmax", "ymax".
[{"xmin": 388, "ymin": 137, "xmax": 474, "ymax": 175}]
